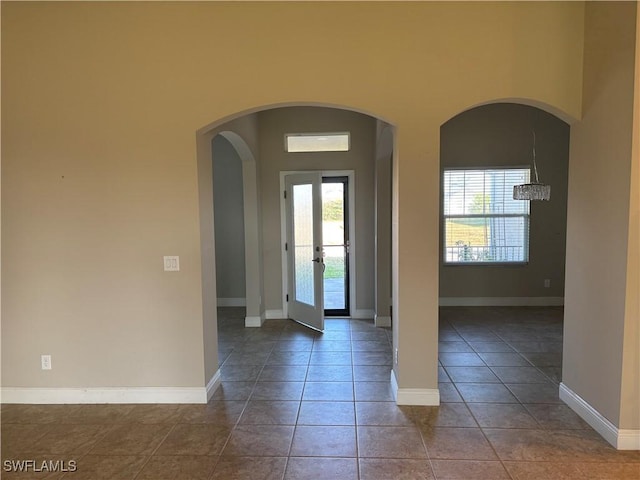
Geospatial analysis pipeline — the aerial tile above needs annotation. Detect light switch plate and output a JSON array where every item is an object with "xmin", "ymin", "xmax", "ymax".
[
  {"xmin": 164, "ymin": 256, "xmax": 180, "ymax": 271},
  {"xmin": 41, "ymin": 355, "xmax": 52, "ymax": 370}
]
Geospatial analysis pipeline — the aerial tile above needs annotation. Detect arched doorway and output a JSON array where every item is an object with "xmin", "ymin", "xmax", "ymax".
[
  {"xmin": 437, "ymin": 101, "xmax": 572, "ymax": 413},
  {"xmin": 196, "ymin": 104, "xmax": 395, "ymax": 397}
]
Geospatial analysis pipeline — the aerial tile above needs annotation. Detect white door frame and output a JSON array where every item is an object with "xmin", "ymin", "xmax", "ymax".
[{"xmin": 280, "ymin": 170, "xmax": 356, "ymax": 319}]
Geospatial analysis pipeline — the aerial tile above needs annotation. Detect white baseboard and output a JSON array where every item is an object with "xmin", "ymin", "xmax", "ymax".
[
  {"xmin": 374, "ymin": 315, "xmax": 391, "ymax": 327},
  {"xmin": 245, "ymin": 314, "xmax": 265, "ymax": 328},
  {"xmin": 390, "ymin": 369, "xmax": 440, "ymax": 406},
  {"xmin": 266, "ymin": 309, "xmax": 285, "ymax": 319},
  {"xmin": 1, "ymin": 386, "xmax": 209, "ymax": 404},
  {"xmin": 205, "ymin": 370, "xmax": 221, "ymax": 402},
  {"xmin": 559, "ymin": 382, "xmax": 640, "ymax": 450},
  {"xmin": 439, "ymin": 296, "xmax": 564, "ymax": 307},
  {"xmin": 217, "ymin": 297, "xmax": 246, "ymax": 307},
  {"xmin": 352, "ymin": 309, "xmax": 375, "ymax": 319}
]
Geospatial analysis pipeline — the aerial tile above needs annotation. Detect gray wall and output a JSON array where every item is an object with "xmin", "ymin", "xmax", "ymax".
[
  {"xmin": 258, "ymin": 107, "xmax": 377, "ymax": 314},
  {"xmin": 212, "ymin": 135, "xmax": 246, "ymax": 300},
  {"xmin": 439, "ymin": 103, "xmax": 570, "ymax": 299}
]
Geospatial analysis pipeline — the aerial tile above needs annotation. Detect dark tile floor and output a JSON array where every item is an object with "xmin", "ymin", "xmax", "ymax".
[{"xmin": 2, "ymin": 306, "xmax": 639, "ymax": 479}]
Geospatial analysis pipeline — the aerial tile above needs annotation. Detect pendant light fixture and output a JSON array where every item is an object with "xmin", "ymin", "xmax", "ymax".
[{"xmin": 513, "ymin": 130, "xmax": 551, "ymax": 201}]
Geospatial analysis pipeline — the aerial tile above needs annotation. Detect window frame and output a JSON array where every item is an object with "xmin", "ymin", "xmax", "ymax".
[
  {"xmin": 284, "ymin": 132, "xmax": 351, "ymax": 153},
  {"xmin": 442, "ymin": 166, "xmax": 531, "ymax": 266}
]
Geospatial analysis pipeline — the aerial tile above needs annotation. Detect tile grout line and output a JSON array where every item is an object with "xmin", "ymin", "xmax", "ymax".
[
  {"xmin": 130, "ymin": 422, "xmax": 181, "ymax": 480},
  {"xmin": 464, "ymin": 319, "xmax": 516, "ymax": 479},
  {"xmin": 350, "ymin": 320, "xmax": 361, "ymax": 480}
]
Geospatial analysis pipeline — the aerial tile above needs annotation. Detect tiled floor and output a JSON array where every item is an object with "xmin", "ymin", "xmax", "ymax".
[{"xmin": 2, "ymin": 306, "xmax": 639, "ymax": 479}]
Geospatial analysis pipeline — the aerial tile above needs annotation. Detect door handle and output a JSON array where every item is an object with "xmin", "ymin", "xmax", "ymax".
[{"xmin": 312, "ymin": 257, "xmax": 326, "ymax": 272}]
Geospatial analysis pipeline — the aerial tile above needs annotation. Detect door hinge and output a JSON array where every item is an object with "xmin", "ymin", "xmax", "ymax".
[
  {"xmin": 286, "ymin": 294, "xmax": 289, "ymax": 302},
  {"xmin": 284, "ymin": 190, "xmax": 287, "ymax": 199},
  {"xmin": 285, "ymin": 242, "xmax": 288, "ymax": 251}
]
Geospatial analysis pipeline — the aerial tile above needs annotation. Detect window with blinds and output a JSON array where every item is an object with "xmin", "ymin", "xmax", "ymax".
[{"xmin": 443, "ymin": 168, "xmax": 530, "ymax": 264}]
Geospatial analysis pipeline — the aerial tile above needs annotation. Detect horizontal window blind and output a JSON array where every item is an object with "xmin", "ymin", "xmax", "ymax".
[{"xmin": 443, "ymin": 168, "xmax": 530, "ymax": 263}]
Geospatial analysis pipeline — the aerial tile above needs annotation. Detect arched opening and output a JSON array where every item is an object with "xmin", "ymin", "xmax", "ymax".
[
  {"xmin": 215, "ymin": 131, "xmax": 263, "ymax": 328},
  {"xmin": 196, "ymin": 103, "xmax": 395, "ymax": 398},
  {"xmin": 438, "ymin": 101, "xmax": 571, "ymax": 406},
  {"xmin": 212, "ymin": 134, "xmax": 246, "ymax": 311}
]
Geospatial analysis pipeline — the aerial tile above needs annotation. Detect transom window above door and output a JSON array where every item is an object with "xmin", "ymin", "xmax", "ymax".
[
  {"xmin": 443, "ymin": 167, "xmax": 531, "ymax": 264},
  {"xmin": 285, "ymin": 132, "xmax": 350, "ymax": 153}
]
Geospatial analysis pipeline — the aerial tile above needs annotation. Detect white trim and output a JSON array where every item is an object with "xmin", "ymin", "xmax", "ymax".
[
  {"xmin": 1, "ymin": 386, "xmax": 208, "ymax": 404},
  {"xmin": 390, "ymin": 369, "xmax": 440, "ymax": 406},
  {"xmin": 266, "ymin": 309, "xmax": 285, "ymax": 319},
  {"xmin": 439, "ymin": 296, "xmax": 564, "ymax": 307},
  {"xmin": 205, "ymin": 370, "xmax": 221, "ymax": 402},
  {"xmin": 374, "ymin": 315, "xmax": 392, "ymax": 327},
  {"xmin": 217, "ymin": 297, "xmax": 246, "ymax": 307},
  {"xmin": 245, "ymin": 315, "xmax": 265, "ymax": 327},
  {"xmin": 346, "ymin": 171, "xmax": 357, "ymax": 319},
  {"xmin": 280, "ymin": 170, "xmax": 356, "ymax": 319},
  {"xmin": 352, "ymin": 309, "xmax": 375, "ymax": 320},
  {"xmin": 617, "ymin": 430, "xmax": 640, "ymax": 451},
  {"xmin": 396, "ymin": 388, "xmax": 441, "ymax": 406},
  {"xmin": 559, "ymin": 383, "xmax": 640, "ymax": 450}
]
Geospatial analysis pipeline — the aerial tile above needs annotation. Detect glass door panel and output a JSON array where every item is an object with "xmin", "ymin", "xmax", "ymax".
[
  {"xmin": 293, "ymin": 184, "xmax": 315, "ymax": 306},
  {"xmin": 285, "ymin": 173, "xmax": 324, "ymax": 331},
  {"xmin": 322, "ymin": 178, "xmax": 349, "ymax": 316}
]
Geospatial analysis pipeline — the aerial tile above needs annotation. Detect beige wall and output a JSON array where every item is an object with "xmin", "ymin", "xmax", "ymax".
[
  {"xmin": 620, "ymin": 4, "xmax": 640, "ymax": 431},
  {"xmin": 564, "ymin": 2, "xmax": 638, "ymax": 428},
  {"xmin": 1, "ymin": 2, "xmax": 585, "ymax": 394},
  {"xmin": 620, "ymin": 4, "xmax": 640, "ymax": 430},
  {"xmin": 439, "ymin": 103, "xmax": 570, "ymax": 300},
  {"xmin": 257, "ymin": 107, "xmax": 376, "ymax": 315}
]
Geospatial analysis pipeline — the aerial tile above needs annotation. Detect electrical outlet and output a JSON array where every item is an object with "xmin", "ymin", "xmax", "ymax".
[
  {"xmin": 544, "ymin": 279, "xmax": 551, "ymax": 288},
  {"xmin": 41, "ymin": 355, "xmax": 52, "ymax": 370},
  {"xmin": 394, "ymin": 348, "xmax": 399, "ymax": 365}
]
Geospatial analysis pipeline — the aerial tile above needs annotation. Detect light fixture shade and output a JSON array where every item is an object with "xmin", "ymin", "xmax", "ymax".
[{"xmin": 513, "ymin": 183, "xmax": 551, "ymax": 201}]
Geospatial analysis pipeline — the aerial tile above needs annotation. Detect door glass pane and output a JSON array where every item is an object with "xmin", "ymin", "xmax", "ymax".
[
  {"xmin": 322, "ymin": 182, "xmax": 346, "ymax": 311},
  {"xmin": 322, "ymin": 183, "xmax": 344, "ymax": 246},
  {"xmin": 293, "ymin": 184, "xmax": 314, "ymax": 306},
  {"xmin": 323, "ymin": 245, "xmax": 346, "ymax": 310}
]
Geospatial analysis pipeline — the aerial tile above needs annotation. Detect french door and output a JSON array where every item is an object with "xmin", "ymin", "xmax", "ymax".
[{"xmin": 285, "ymin": 173, "xmax": 324, "ymax": 331}]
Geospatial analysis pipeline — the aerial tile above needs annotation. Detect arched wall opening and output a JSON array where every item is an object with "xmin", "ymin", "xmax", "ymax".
[
  {"xmin": 209, "ymin": 130, "xmax": 266, "ymax": 331},
  {"xmin": 212, "ymin": 135, "xmax": 246, "ymax": 310},
  {"xmin": 196, "ymin": 103, "xmax": 395, "ymax": 395},
  {"xmin": 437, "ymin": 100, "xmax": 575, "ymax": 410}
]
